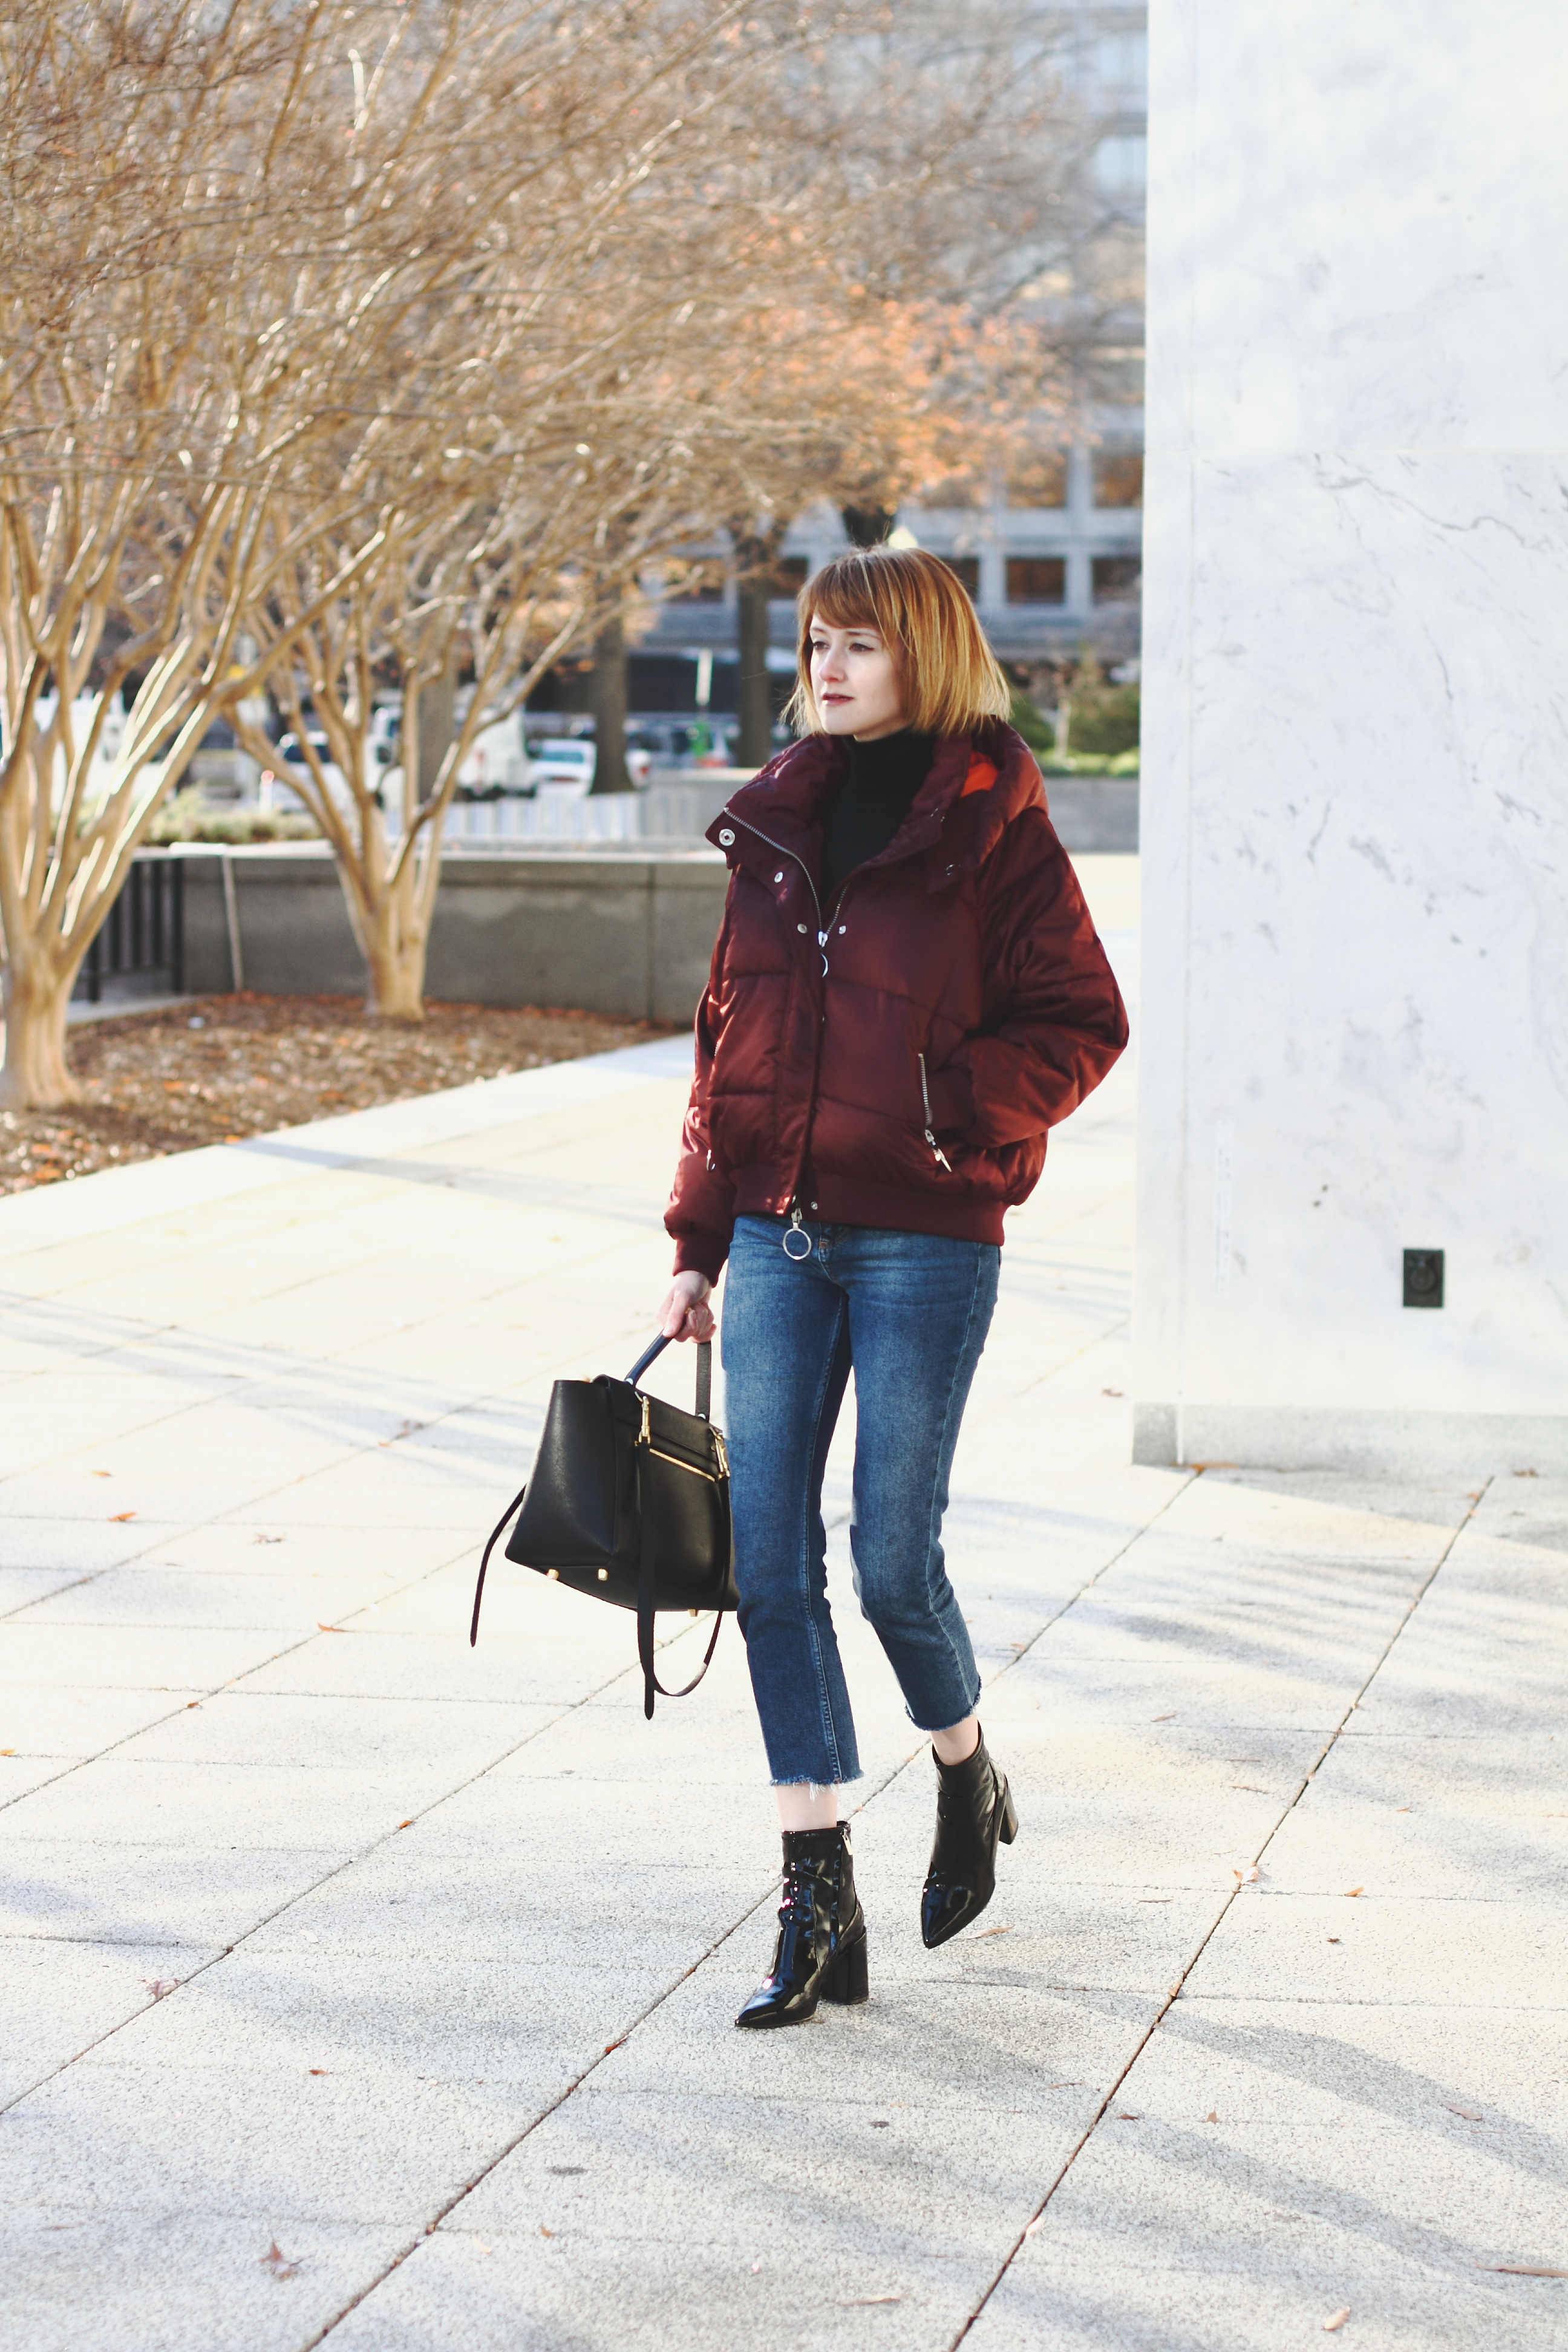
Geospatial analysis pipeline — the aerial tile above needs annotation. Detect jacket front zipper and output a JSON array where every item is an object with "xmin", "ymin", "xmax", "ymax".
[
  {"xmin": 725, "ymin": 808, "xmax": 955, "ymax": 1193},
  {"xmin": 723, "ymin": 808, "xmax": 830, "ymax": 1215},
  {"xmin": 917, "ymin": 1053, "xmax": 954, "ymax": 1171}
]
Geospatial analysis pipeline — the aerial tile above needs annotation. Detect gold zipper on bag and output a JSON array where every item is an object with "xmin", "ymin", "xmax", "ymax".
[
  {"xmin": 645, "ymin": 1443, "xmax": 724, "ymax": 1482},
  {"xmin": 633, "ymin": 1390, "xmax": 729, "ymax": 1482}
]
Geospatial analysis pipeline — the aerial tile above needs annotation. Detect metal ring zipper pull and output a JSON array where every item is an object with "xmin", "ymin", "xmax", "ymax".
[{"xmin": 782, "ymin": 1205, "xmax": 812, "ymax": 1261}]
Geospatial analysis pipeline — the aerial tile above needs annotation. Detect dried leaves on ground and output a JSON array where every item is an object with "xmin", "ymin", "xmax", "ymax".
[{"xmin": 1, "ymin": 995, "xmax": 676, "ymax": 1193}]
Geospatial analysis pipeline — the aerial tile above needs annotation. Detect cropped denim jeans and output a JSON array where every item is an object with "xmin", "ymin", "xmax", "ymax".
[{"xmin": 720, "ymin": 1214, "xmax": 1000, "ymax": 1786}]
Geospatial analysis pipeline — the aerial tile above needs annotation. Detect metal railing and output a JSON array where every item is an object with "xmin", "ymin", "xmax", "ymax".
[
  {"xmin": 74, "ymin": 851, "xmax": 184, "ymax": 1004},
  {"xmin": 442, "ymin": 775, "xmax": 743, "ymax": 848}
]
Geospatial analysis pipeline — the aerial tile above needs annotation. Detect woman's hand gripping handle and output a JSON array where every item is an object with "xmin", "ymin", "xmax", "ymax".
[{"xmin": 658, "ymin": 1269, "xmax": 714, "ymax": 1345}]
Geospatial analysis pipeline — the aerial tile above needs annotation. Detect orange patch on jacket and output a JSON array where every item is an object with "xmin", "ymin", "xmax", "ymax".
[{"xmin": 959, "ymin": 756, "xmax": 998, "ymax": 799}]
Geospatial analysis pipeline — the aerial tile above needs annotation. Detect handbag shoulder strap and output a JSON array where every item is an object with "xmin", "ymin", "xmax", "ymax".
[
  {"xmin": 470, "ymin": 1480, "xmax": 527, "ymax": 1646},
  {"xmin": 633, "ymin": 1437, "xmax": 723, "ymax": 1718}
]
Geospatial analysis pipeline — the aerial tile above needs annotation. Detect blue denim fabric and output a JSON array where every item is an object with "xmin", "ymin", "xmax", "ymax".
[{"xmin": 720, "ymin": 1215, "xmax": 1000, "ymax": 1786}]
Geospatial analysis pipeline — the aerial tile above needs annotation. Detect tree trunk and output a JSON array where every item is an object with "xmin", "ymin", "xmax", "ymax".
[
  {"xmin": 0, "ymin": 946, "xmax": 81, "ymax": 1109},
  {"xmin": 731, "ymin": 521, "xmax": 788, "ymax": 771},
  {"xmin": 345, "ymin": 858, "xmax": 431, "ymax": 1022},
  {"xmin": 587, "ymin": 603, "xmax": 632, "ymax": 792},
  {"xmin": 841, "ymin": 502, "xmax": 895, "ymax": 548},
  {"xmin": 734, "ymin": 570, "xmax": 773, "ymax": 769},
  {"xmin": 416, "ymin": 655, "xmax": 458, "ymax": 803}
]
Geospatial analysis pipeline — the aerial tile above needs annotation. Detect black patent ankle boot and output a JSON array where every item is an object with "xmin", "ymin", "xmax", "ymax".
[
  {"xmin": 921, "ymin": 1727, "xmax": 1019, "ymax": 1949},
  {"xmin": 735, "ymin": 1824, "xmax": 869, "ymax": 2029}
]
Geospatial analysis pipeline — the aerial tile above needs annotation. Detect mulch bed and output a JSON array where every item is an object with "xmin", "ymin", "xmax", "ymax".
[{"xmin": 1, "ymin": 995, "xmax": 678, "ymax": 1195}]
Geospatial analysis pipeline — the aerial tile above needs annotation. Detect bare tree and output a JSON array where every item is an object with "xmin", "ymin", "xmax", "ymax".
[
  {"xmin": 226, "ymin": 425, "xmax": 710, "ymax": 1015},
  {"xmin": 0, "ymin": 0, "xmax": 558, "ymax": 1103},
  {"xmin": 221, "ymin": 1, "xmax": 850, "ymax": 1014},
  {"xmin": 0, "ymin": 4, "xmax": 346, "ymax": 1102},
  {"xmin": 221, "ymin": 0, "xmax": 921, "ymax": 1011},
  {"xmin": 0, "ymin": 0, "xmax": 808, "ymax": 1098}
]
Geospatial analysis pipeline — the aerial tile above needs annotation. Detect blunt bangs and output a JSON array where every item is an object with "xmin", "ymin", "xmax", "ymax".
[{"xmin": 786, "ymin": 546, "xmax": 1012, "ymax": 739}]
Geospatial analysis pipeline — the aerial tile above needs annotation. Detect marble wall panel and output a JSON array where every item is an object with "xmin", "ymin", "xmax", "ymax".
[{"xmin": 1136, "ymin": 1, "xmax": 1568, "ymax": 1472}]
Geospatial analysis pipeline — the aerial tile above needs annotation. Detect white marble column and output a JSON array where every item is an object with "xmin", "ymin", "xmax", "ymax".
[{"xmin": 1136, "ymin": 0, "xmax": 1568, "ymax": 1472}]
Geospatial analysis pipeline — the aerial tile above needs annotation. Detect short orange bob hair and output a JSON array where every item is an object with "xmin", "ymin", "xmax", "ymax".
[{"xmin": 788, "ymin": 546, "xmax": 1012, "ymax": 739}]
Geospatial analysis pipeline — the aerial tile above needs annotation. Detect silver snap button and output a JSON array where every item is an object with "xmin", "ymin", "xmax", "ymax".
[
  {"xmin": 718, "ymin": 827, "xmax": 734, "ymax": 846},
  {"xmin": 837, "ymin": 925, "xmax": 846, "ymax": 934},
  {"xmin": 774, "ymin": 871, "xmax": 784, "ymax": 883},
  {"xmin": 797, "ymin": 922, "xmax": 808, "ymax": 933}
]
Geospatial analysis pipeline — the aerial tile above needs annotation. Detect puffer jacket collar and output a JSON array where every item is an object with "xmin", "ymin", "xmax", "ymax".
[{"xmin": 707, "ymin": 721, "xmax": 1047, "ymax": 897}]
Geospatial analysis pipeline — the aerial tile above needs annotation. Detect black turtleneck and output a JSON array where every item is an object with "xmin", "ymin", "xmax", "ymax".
[{"xmin": 821, "ymin": 730, "xmax": 935, "ymax": 904}]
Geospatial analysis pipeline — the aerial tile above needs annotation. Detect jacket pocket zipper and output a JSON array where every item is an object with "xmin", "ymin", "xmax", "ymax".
[{"xmin": 917, "ymin": 1053, "xmax": 953, "ymax": 1172}]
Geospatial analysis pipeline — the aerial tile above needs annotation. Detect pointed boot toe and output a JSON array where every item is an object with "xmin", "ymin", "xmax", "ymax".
[
  {"xmin": 920, "ymin": 1730, "xmax": 1018, "ymax": 1951},
  {"xmin": 921, "ymin": 1875, "xmax": 978, "ymax": 1947},
  {"xmin": 736, "ymin": 1824, "xmax": 869, "ymax": 2028}
]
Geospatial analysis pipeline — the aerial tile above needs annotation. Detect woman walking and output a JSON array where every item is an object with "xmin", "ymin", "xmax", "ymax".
[{"xmin": 658, "ymin": 547, "xmax": 1128, "ymax": 2028}]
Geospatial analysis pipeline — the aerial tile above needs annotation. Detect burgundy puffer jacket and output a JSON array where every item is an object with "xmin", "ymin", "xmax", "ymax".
[{"xmin": 666, "ymin": 721, "xmax": 1128, "ymax": 1279}]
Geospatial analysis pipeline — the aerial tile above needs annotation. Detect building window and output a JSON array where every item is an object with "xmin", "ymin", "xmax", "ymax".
[
  {"xmin": 1005, "ymin": 449, "xmax": 1068, "ymax": 509},
  {"xmin": 768, "ymin": 555, "xmax": 808, "ymax": 599},
  {"xmin": 1092, "ymin": 555, "xmax": 1142, "ymax": 605},
  {"xmin": 667, "ymin": 558, "xmax": 727, "ymax": 604},
  {"xmin": 1092, "ymin": 31, "xmax": 1148, "ymax": 97},
  {"xmin": 1005, "ymin": 557, "xmax": 1066, "ymax": 606},
  {"xmin": 1093, "ymin": 134, "xmax": 1147, "ymax": 198},
  {"xmin": 938, "ymin": 555, "xmax": 981, "ymax": 598},
  {"xmin": 1092, "ymin": 450, "xmax": 1143, "ymax": 509}
]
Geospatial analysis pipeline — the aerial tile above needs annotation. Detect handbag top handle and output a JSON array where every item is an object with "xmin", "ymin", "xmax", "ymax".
[{"xmin": 624, "ymin": 1331, "xmax": 711, "ymax": 1421}]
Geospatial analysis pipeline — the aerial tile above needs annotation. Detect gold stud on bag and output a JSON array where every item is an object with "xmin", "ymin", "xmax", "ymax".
[{"xmin": 469, "ymin": 1335, "xmax": 736, "ymax": 1717}]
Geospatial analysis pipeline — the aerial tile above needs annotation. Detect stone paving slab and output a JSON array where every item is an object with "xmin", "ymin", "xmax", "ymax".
[
  {"xmin": 2, "ymin": 892, "xmax": 1566, "ymax": 2351},
  {"xmin": 1, "ymin": 2212, "xmax": 416, "ymax": 2352},
  {"xmin": 0, "ymin": 1841, "xmax": 359, "ymax": 1947},
  {"xmin": 328, "ymin": 2233, "xmax": 993, "ymax": 2352},
  {"xmin": 456, "ymin": 2084, "xmax": 1084, "ymax": 2256}
]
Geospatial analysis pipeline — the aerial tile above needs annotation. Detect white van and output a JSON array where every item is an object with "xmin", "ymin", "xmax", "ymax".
[{"xmin": 455, "ymin": 708, "xmax": 531, "ymax": 797}]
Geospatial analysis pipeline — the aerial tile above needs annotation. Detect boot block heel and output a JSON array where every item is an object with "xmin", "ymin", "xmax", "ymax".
[
  {"xmin": 999, "ymin": 1781, "xmax": 1019, "ymax": 1844},
  {"xmin": 823, "ymin": 1929, "xmax": 869, "ymax": 2006}
]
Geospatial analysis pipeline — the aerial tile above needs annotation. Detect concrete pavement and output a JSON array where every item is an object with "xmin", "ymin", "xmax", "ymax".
[{"xmin": 2, "ymin": 857, "xmax": 1564, "ymax": 2351}]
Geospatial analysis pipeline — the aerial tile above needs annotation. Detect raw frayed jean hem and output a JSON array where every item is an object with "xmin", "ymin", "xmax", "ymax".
[{"xmin": 767, "ymin": 1770, "xmax": 864, "ymax": 1791}]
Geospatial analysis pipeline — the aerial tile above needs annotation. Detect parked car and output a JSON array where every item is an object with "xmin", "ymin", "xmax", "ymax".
[{"xmin": 528, "ymin": 737, "xmax": 597, "ymax": 794}]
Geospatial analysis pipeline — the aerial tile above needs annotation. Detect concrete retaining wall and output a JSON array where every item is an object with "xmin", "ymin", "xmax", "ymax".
[
  {"xmin": 177, "ymin": 846, "xmax": 729, "ymax": 1023},
  {"xmin": 175, "ymin": 777, "xmax": 1135, "ymax": 1021},
  {"xmin": 1042, "ymin": 775, "xmax": 1138, "ymax": 854}
]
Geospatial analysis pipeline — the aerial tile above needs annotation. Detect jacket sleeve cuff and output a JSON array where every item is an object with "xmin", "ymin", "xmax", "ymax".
[
  {"xmin": 671, "ymin": 1231, "xmax": 730, "ymax": 1284},
  {"xmin": 924, "ymin": 1062, "xmax": 975, "ymax": 1134}
]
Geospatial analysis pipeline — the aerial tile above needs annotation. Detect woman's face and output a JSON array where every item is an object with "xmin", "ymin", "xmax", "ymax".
[{"xmin": 808, "ymin": 616, "xmax": 906, "ymax": 739}]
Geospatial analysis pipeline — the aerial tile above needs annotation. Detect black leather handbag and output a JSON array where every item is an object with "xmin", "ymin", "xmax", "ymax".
[{"xmin": 470, "ymin": 1333, "xmax": 736, "ymax": 1717}]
